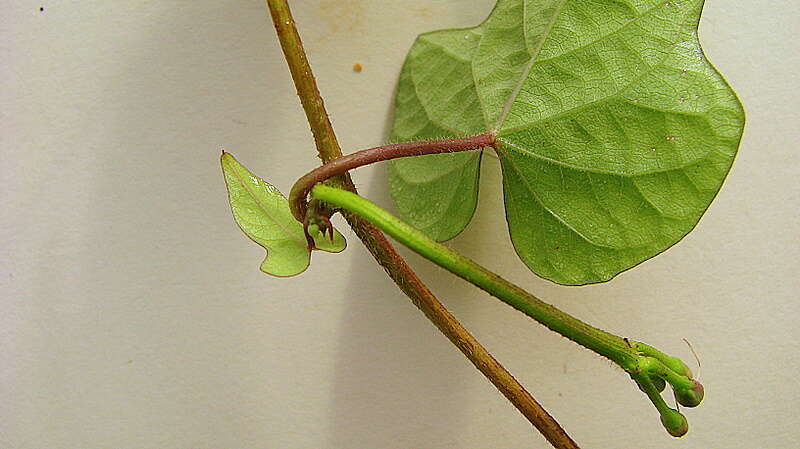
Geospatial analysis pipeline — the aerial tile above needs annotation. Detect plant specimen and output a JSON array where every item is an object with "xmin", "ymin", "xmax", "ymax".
[{"xmin": 221, "ymin": 0, "xmax": 744, "ymax": 446}]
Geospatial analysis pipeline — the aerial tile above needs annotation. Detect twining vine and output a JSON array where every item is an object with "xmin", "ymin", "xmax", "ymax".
[{"xmin": 222, "ymin": 0, "xmax": 745, "ymax": 445}]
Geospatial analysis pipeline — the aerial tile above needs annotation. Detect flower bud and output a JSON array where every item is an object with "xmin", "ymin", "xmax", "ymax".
[
  {"xmin": 660, "ymin": 409, "xmax": 688, "ymax": 437},
  {"xmin": 675, "ymin": 379, "xmax": 704, "ymax": 408}
]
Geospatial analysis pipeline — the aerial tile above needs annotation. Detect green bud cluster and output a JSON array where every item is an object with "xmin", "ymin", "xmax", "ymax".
[{"xmin": 630, "ymin": 341, "xmax": 704, "ymax": 437}]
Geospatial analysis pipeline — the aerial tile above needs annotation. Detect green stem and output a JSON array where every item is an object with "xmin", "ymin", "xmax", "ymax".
[
  {"xmin": 313, "ymin": 184, "xmax": 638, "ymax": 368},
  {"xmin": 633, "ymin": 341, "xmax": 693, "ymax": 377},
  {"xmin": 312, "ymin": 184, "xmax": 703, "ymax": 437}
]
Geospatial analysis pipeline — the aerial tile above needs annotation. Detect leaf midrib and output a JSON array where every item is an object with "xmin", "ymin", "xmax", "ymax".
[
  {"xmin": 492, "ymin": 0, "xmax": 675, "ymax": 134},
  {"xmin": 228, "ymin": 163, "xmax": 307, "ymax": 249},
  {"xmin": 493, "ymin": 0, "xmax": 570, "ymax": 132}
]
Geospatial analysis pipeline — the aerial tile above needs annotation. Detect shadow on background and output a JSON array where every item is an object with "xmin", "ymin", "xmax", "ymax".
[
  {"xmin": 327, "ymin": 87, "xmax": 503, "ymax": 445},
  {"xmin": 327, "ymin": 167, "xmax": 482, "ymax": 448}
]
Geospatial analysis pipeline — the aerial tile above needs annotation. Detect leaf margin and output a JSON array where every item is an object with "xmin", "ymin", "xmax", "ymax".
[{"xmin": 221, "ymin": 152, "xmax": 346, "ymax": 278}]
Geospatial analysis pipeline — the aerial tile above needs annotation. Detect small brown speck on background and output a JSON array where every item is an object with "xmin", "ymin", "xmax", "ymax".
[{"xmin": 353, "ymin": 63, "xmax": 363, "ymax": 73}]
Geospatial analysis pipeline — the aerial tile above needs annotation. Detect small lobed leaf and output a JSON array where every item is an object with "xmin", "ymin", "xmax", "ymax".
[
  {"xmin": 221, "ymin": 152, "xmax": 345, "ymax": 277},
  {"xmin": 390, "ymin": 0, "xmax": 744, "ymax": 285}
]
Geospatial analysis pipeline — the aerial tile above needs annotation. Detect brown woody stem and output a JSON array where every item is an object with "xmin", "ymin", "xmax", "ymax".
[{"xmin": 265, "ymin": 1, "xmax": 579, "ymax": 448}]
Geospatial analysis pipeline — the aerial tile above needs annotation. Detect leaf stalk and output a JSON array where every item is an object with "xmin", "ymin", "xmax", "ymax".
[{"xmin": 289, "ymin": 133, "xmax": 497, "ymax": 223}]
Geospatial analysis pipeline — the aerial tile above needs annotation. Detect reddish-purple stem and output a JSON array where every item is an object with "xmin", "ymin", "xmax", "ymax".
[{"xmin": 289, "ymin": 133, "xmax": 497, "ymax": 223}]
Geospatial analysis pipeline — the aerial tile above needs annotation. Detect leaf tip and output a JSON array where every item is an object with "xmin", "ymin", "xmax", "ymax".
[{"xmin": 220, "ymin": 151, "xmax": 235, "ymax": 165}]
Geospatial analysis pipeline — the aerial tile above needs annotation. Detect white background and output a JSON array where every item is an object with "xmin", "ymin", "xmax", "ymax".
[{"xmin": 2, "ymin": 1, "xmax": 798, "ymax": 448}]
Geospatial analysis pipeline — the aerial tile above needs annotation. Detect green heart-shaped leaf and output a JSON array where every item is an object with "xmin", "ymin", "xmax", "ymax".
[
  {"xmin": 390, "ymin": 0, "xmax": 744, "ymax": 285},
  {"xmin": 221, "ymin": 153, "xmax": 346, "ymax": 277}
]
